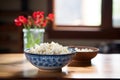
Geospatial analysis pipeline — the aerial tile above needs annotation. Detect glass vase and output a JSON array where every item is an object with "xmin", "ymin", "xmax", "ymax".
[{"xmin": 23, "ymin": 28, "xmax": 45, "ymax": 50}]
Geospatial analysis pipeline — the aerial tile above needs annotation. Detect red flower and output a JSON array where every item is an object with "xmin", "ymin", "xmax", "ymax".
[
  {"xmin": 48, "ymin": 13, "xmax": 54, "ymax": 21},
  {"xmin": 18, "ymin": 16, "xmax": 27, "ymax": 24},
  {"xmin": 41, "ymin": 20, "xmax": 47, "ymax": 27},
  {"xmin": 33, "ymin": 11, "xmax": 44, "ymax": 19},
  {"xmin": 14, "ymin": 18, "xmax": 22, "ymax": 27},
  {"xmin": 34, "ymin": 19, "xmax": 41, "ymax": 26},
  {"xmin": 14, "ymin": 16, "xmax": 27, "ymax": 27}
]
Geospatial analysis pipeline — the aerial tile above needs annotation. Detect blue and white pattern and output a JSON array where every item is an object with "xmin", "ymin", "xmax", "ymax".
[{"xmin": 24, "ymin": 48, "xmax": 76, "ymax": 70}]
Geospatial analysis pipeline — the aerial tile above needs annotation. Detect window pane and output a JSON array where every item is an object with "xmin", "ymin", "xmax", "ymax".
[
  {"xmin": 54, "ymin": 0, "xmax": 101, "ymax": 26},
  {"xmin": 113, "ymin": 0, "xmax": 120, "ymax": 28}
]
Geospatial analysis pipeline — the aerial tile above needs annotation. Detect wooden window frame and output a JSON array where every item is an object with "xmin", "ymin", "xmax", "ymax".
[{"xmin": 47, "ymin": 0, "xmax": 120, "ymax": 39}]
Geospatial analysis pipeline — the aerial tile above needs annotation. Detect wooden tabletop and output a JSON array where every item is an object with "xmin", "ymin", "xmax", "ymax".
[{"xmin": 0, "ymin": 53, "xmax": 120, "ymax": 79}]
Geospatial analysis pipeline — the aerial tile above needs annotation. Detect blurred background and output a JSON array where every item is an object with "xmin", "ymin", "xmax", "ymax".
[{"xmin": 0, "ymin": 0, "xmax": 120, "ymax": 53}]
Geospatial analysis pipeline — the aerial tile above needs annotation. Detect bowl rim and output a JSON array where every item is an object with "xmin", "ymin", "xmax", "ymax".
[
  {"xmin": 24, "ymin": 47, "xmax": 76, "ymax": 56},
  {"xmin": 69, "ymin": 46, "xmax": 99, "ymax": 52}
]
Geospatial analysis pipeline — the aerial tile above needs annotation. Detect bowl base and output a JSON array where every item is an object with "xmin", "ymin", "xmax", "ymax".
[
  {"xmin": 39, "ymin": 68, "xmax": 62, "ymax": 72},
  {"xmin": 68, "ymin": 60, "xmax": 92, "ymax": 67}
]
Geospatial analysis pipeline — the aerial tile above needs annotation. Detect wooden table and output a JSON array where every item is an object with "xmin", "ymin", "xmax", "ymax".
[{"xmin": 0, "ymin": 53, "xmax": 120, "ymax": 79}]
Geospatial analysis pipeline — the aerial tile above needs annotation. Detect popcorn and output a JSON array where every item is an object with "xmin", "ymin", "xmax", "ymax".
[
  {"xmin": 27, "ymin": 41, "xmax": 71, "ymax": 54},
  {"xmin": 75, "ymin": 48, "xmax": 94, "ymax": 52}
]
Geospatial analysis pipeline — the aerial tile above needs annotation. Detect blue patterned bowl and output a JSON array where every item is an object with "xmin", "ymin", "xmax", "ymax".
[{"xmin": 24, "ymin": 48, "xmax": 76, "ymax": 71}]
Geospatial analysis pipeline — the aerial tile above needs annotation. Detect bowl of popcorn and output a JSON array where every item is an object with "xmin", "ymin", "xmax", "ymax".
[
  {"xmin": 73, "ymin": 46, "xmax": 99, "ymax": 61},
  {"xmin": 68, "ymin": 46, "xmax": 99, "ymax": 66},
  {"xmin": 24, "ymin": 42, "xmax": 76, "ymax": 72}
]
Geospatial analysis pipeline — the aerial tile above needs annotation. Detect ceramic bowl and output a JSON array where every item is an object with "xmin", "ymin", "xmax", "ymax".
[
  {"xmin": 73, "ymin": 46, "xmax": 99, "ymax": 61},
  {"xmin": 24, "ymin": 48, "xmax": 76, "ymax": 72},
  {"xmin": 68, "ymin": 46, "xmax": 99, "ymax": 66}
]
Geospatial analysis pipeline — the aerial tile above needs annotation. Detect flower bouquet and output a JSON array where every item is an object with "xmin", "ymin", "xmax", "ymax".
[{"xmin": 14, "ymin": 11, "xmax": 54, "ymax": 50}]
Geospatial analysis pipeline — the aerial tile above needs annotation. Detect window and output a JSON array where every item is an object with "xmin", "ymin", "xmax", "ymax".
[
  {"xmin": 47, "ymin": 0, "xmax": 120, "ymax": 39},
  {"xmin": 55, "ymin": 0, "xmax": 101, "ymax": 26},
  {"xmin": 113, "ymin": 0, "xmax": 120, "ymax": 27}
]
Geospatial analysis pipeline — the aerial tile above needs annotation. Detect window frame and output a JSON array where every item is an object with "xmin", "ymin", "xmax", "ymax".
[{"xmin": 47, "ymin": 0, "xmax": 120, "ymax": 39}]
